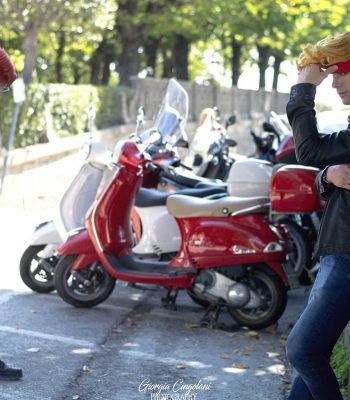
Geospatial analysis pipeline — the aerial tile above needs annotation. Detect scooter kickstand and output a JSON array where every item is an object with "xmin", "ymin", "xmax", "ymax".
[
  {"xmin": 161, "ymin": 289, "xmax": 178, "ymax": 311},
  {"xmin": 200, "ymin": 302, "xmax": 222, "ymax": 328}
]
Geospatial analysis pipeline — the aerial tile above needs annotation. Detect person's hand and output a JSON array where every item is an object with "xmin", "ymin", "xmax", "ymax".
[
  {"xmin": 297, "ymin": 64, "xmax": 338, "ymax": 86},
  {"xmin": 325, "ymin": 164, "xmax": 350, "ymax": 189}
]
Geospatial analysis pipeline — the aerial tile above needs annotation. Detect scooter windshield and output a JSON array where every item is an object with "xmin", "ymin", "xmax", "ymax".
[
  {"xmin": 154, "ymin": 78, "xmax": 188, "ymax": 145},
  {"xmin": 136, "ymin": 79, "xmax": 188, "ymax": 151},
  {"xmin": 269, "ymin": 111, "xmax": 290, "ymax": 137}
]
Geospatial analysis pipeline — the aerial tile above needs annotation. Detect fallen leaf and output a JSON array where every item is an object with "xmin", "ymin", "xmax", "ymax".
[
  {"xmin": 184, "ymin": 322, "xmax": 201, "ymax": 329},
  {"xmin": 238, "ymin": 351, "xmax": 251, "ymax": 356},
  {"xmin": 126, "ymin": 319, "xmax": 137, "ymax": 326},
  {"xmin": 231, "ymin": 363, "xmax": 248, "ymax": 369},
  {"xmin": 265, "ymin": 322, "xmax": 278, "ymax": 334},
  {"xmin": 245, "ymin": 331, "xmax": 260, "ymax": 339},
  {"xmin": 279, "ymin": 334, "xmax": 288, "ymax": 341}
]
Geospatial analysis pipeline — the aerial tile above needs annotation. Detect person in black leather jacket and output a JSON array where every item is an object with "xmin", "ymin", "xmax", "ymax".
[
  {"xmin": 286, "ymin": 32, "xmax": 350, "ymax": 400},
  {"xmin": 285, "ymin": 31, "xmax": 350, "ymax": 400}
]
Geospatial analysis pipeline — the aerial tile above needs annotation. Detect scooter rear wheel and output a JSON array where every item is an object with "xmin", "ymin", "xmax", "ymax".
[
  {"xmin": 227, "ymin": 269, "xmax": 287, "ymax": 330},
  {"xmin": 54, "ymin": 255, "xmax": 116, "ymax": 308},
  {"xmin": 280, "ymin": 219, "xmax": 309, "ymax": 279},
  {"xmin": 19, "ymin": 245, "xmax": 56, "ymax": 293}
]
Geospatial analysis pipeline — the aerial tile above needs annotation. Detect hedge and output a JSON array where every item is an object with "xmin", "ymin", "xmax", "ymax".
[
  {"xmin": 0, "ymin": 83, "xmax": 133, "ymax": 149},
  {"xmin": 331, "ymin": 335, "xmax": 349, "ymax": 397}
]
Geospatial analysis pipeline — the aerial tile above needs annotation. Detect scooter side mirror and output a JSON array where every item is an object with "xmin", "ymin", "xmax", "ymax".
[
  {"xmin": 175, "ymin": 138, "xmax": 189, "ymax": 148},
  {"xmin": 262, "ymin": 121, "xmax": 276, "ymax": 133},
  {"xmin": 225, "ymin": 115, "xmax": 236, "ymax": 129},
  {"xmin": 225, "ymin": 138, "xmax": 237, "ymax": 147},
  {"xmin": 193, "ymin": 154, "xmax": 203, "ymax": 166}
]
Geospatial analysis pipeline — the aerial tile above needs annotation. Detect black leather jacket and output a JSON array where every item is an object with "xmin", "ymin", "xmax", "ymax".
[{"xmin": 287, "ymin": 83, "xmax": 350, "ymax": 256}]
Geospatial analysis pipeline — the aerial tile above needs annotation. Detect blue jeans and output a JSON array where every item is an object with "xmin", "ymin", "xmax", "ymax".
[{"xmin": 286, "ymin": 255, "xmax": 350, "ymax": 400}]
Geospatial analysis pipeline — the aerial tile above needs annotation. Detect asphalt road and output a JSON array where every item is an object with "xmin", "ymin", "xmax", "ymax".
[{"xmin": 0, "ymin": 155, "xmax": 308, "ymax": 400}]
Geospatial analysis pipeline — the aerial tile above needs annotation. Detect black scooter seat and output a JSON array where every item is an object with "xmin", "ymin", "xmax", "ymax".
[
  {"xmin": 135, "ymin": 186, "xmax": 227, "ymax": 208},
  {"xmin": 160, "ymin": 170, "xmax": 226, "ymax": 189},
  {"xmin": 106, "ymin": 254, "xmax": 195, "ymax": 276}
]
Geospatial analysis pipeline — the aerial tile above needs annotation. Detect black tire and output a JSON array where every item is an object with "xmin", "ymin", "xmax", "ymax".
[
  {"xmin": 227, "ymin": 269, "xmax": 287, "ymax": 330},
  {"xmin": 54, "ymin": 255, "xmax": 116, "ymax": 308},
  {"xmin": 19, "ymin": 245, "xmax": 56, "ymax": 293},
  {"xmin": 281, "ymin": 219, "xmax": 309, "ymax": 279}
]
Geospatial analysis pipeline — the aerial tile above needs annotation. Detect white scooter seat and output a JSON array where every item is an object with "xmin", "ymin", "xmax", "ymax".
[{"xmin": 167, "ymin": 194, "xmax": 270, "ymax": 218}]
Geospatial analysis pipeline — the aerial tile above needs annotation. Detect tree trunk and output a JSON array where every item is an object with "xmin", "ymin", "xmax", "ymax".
[
  {"xmin": 173, "ymin": 34, "xmax": 189, "ymax": 80},
  {"xmin": 231, "ymin": 39, "xmax": 242, "ymax": 87},
  {"xmin": 162, "ymin": 48, "xmax": 173, "ymax": 78},
  {"xmin": 144, "ymin": 38, "xmax": 160, "ymax": 77},
  {"xmin": 55, "ymin": 26, "xmax": 66, "ymax": 83},
  {"xmin": 272, "ymin": 54, "xmax": 283, "ymax": 90},
  {"xmin": 73, "ymin": 67, "xmax": 81, "ymax": 84},
  {"xmin": 101, "ymin": 44, "xmax": 114, "ymax": 85},
  {"xmin": 90, "ymin": 40, "xmax": 105, "ymax": 85},
  {"xmin": 118, "ymin": 42, "xmax": 140, "ymax": 86},
  {"xmin": 257, "ymin": 45, "xmax": 270, "ymax": 89},
  {"xmin": 23, "ymin": 21, "xmax": 39, "ymax": 84},
  {"xmin": 115, "ymin": 0, "xmax": 143, "ymax": 87},
  {"xmin": 90, "ymin": 54, "xmax": 101, "ymax": 85}
]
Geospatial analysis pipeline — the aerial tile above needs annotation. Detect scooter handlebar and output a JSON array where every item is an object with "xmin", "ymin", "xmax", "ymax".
[
  {"xmin": 178, "ymin": 162, "xmax": 193, "ymax": 171},
  {"xmin": 144, "ymin": 161, "xmax": 159, "ymax": 172}
]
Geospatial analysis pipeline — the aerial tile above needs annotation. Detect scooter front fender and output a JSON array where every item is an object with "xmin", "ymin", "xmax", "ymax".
[
  {"xmin": 265, "ymin": 262, "xmax": 289, "ymax": 286},
  {"xmin": 57, "ymin": 229, "xmax": 98, "ymax": 270},
  {"xmin": 30, "ymin": 220, "xmax": 62, "ymax": 245}
]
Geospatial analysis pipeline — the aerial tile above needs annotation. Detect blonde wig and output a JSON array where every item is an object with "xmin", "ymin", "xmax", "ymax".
[{"xmin": 297, "ymin": 32, "xmax": 350, "ymax": 71}]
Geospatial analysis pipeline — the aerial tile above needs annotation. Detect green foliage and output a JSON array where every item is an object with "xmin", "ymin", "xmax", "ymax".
[
  {"xmin": 331, "ymin": 335, "xmax": 349, "ymax": 393},
  {"xmin": 0, "ymin": 84, "xmax": 133, "ymax": 149}
]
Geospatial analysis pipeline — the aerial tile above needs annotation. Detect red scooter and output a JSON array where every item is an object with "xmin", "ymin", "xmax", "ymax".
[{"xmin": 54, "ymin": 79, "xmax": 293, "ymax": 330}]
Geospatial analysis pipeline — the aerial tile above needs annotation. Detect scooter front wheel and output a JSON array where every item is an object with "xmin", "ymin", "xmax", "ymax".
[
  {"xmin": 227, "ymin": 269, "xmax": 287, "ymax": 330},
  {"xmin": 19, "ymin": 245, "xmax": 56, "ymax": 293},
  {"xmin": 54, "ymin": 255, "xmax": 116, "ymax": 308}
]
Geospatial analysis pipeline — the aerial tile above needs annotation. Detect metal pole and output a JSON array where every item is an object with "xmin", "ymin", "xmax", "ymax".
[{"xmin": 0, "ymin": 102, "xmax": 21, "ymax": 195}]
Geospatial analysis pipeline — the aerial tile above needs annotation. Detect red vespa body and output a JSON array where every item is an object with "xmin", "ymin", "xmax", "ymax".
[
  {"xmin": 54, "ymin": 79, "xmax": 293, "ymax": 330},
  {"xmin": 55, "ymin": 139, "xmax": 292, "ymax": 329}
]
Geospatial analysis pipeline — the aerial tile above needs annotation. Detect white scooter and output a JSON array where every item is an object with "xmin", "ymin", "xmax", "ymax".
[{"xmin": 19, "ymin": 104, "xmax": 113, "ymax": 292}]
